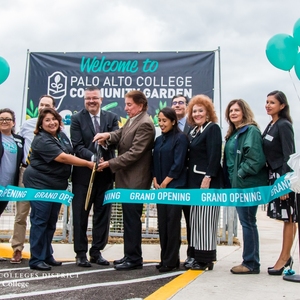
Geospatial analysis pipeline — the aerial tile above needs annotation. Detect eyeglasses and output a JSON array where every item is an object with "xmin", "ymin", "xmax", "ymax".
[
  {"xmin": 172, "ymin": 101, "xmax": 186, "ymax": 105},
  {"xmin": 84, "ymin": 97, "xmax": 100, "ymax": 101},
  {"xmin": 0, "ymin": 118, "xmax": 13, "ymax": 123}
]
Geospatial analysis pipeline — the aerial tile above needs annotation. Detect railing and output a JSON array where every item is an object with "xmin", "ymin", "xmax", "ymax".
[{"xmin": 0, "ymin": 202, "xmax": 238, "ymax": 245}]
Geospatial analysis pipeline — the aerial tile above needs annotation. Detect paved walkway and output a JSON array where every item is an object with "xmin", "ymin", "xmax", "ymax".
[{"xmin": 0, "ymin": 208, "xmax": 299, "ymax": 299}]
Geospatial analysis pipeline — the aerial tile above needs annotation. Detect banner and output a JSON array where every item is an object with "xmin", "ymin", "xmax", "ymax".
[
  {"xmin": 27, "ymin": 51, "xmax": 215, "ymax": 125},
  {"xmin": 103, "ymin": 175, "xmax": 292, "ymax": 207}
]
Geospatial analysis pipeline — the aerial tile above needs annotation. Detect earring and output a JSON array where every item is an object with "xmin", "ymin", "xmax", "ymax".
[{"xmin": 39, "ymin": 126, "xmax": 42, "ymax": 129}]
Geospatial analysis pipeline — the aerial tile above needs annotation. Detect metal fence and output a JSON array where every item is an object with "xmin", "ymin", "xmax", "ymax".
[{"xmin": 0, "ymin": 202, "xmax": 238, "ymax": 245}]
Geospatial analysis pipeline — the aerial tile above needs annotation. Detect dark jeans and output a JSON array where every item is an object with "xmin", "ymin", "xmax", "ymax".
[
  {"xmin": 236, "ymin": 206, "xmax": 260, "ymax": 271},
  {"xmin": 29, "ymin": 201, "xmax": 61, "ymax": 266}
]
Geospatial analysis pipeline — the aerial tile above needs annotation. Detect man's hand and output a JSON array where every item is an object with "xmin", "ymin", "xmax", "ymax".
[{"xmin": 93, "ymin": 132, "xmax": 110, "ymax": 145}]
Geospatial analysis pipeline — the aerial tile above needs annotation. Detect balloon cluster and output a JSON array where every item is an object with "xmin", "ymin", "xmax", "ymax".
[
  {"xmin": 266, "ymin": 19, "xmax": 300, "ymax": 79},
  {"xmin": 0, "ymin": 57, "xmax": 10, "ymax": 85}
]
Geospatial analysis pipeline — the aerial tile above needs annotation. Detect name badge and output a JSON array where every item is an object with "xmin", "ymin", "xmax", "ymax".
[{"xmin": 265, "ymin": 134, "xmax": 273, "ymax": 142}]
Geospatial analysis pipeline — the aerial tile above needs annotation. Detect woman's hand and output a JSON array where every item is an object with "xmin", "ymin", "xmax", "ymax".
[
  {"xmin": 280, "ymin": 193, "xmax": 289, "ymax": 201},
  {"xmin": 200, "ymin": 177, "xmax": 211, "ymax": 189},
  {"xmin": 153, "ymin": 178, "xmax": 160, "ymax": 189}
]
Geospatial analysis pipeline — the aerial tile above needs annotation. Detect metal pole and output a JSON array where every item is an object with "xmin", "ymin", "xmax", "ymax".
[
  {"xmin": 218, "ymin": 46, "xmax": 222, "ymax": 129},
  {"xmin": 20, "ymin": 49, "xmax": 30, "ymax": 127}
]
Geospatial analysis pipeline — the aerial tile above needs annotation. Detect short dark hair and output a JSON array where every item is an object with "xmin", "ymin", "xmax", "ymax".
[
  {"xmin": 171, "ymin": 94, "xmax": 189, "ymax": 105},
  {"xmin": 39, "ymin": 95, "xmax": 56, "ymax": 107},
  {"xmin": 125, "ymin": 90, "xmax": 148, "ymax": 111},
  {"xmin": 85, "ymin": 86, "xmax": 101, "ymax": 92},
  {"xmin": 34, "ymin": 108, "xmax": 62, "ymax": 135},
  {"xmin": 0, "ymin": 108, "xmax": 16, "ymax": 133}
]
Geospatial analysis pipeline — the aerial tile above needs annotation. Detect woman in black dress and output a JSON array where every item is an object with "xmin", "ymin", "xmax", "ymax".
[
  {"xmin": 262, "ymin": 90, "xmax": 297, "ymax": 275},
  {"xmin": 186, "ymin": 95, "xmax": 223, "ymax": 271}
]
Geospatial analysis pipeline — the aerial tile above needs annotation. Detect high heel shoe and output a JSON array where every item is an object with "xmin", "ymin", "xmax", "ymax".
[
  {"xmin": 268, "ymin": 257, "xmax": 294, "ymax": 275},
  {"xmin": 191, "ymin": 261, "xmax": 214, "ymax": 271},
  {"xmin": 267, "ymin": 257, "xmax": 293, "ymax": 270}
]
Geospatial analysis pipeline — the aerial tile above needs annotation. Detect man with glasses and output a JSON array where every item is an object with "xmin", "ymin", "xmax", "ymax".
[
  {"xmin": 171, "ymin": 94, "xmax": 194, "ymax": 268},
  {"xmin": 10, "ymin": 95, "xmax": 55, "ymax": 264},
  {"xmin": 71, "ymin": 86, "xmax": 118, "ymax": 267}
]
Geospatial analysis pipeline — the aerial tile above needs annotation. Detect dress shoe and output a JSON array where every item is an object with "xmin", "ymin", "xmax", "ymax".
[
  {"xmin": 10, "ymin": 250, "xmax": 22, "ymax": 264},
  {"xmin": 268, "ymin": 257, "xmax": 293, "ymax": 275},
  {"xmin": 30, "ymin": 262, "xmax": 51, "ymax": 271},
  {"xmin": 191, "ymin": 261, "xmax": 214, "ymax": 271},
  {"xmin": 76, "ymin": 257, "xmax": 92, "ymax": 267},
  {"xmin": 268, "ymin": 256, "xmax": 293, "ymax": 270},
  {"xmin": 90, "ymin": 255, "xmax": 109, "ymax": 266},
  {"xmin": 45, "ymin": 257, "xmax": 62, "ymax": 266},
  {"xmin": 156, "ymin": 262, "xmax": 162, "ymax": 269},
  {"xmin": 114, "ymin": 261, "xmax": 143, "ymax": 270},
  {"xmin": 184, "ymin": 256, "xmax": 194, "ymax": 267},
  {"xmin": 159, "ymin": 265, "xmax": 178, "ymax": 273},
  {"xmin": 113, "ymin": 256, "xmax": 127, "ymax": 265},
  {"xmin": 230, "ymin": 264, "xmax": 260, "ymax": 274}
]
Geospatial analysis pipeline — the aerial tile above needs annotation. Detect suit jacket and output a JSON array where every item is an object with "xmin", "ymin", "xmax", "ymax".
[
  {"xmin": 262, "ymin": 118, "xmax": 295, "ymax": 174},
  {"xmin": 183, "ymin": 121, "xmax": 191, "ymax": 135},
  {"xmin": 187, "ymin": 122, "xmax": 223, "ymax": 188},
  {"xmin": 0, "ymin": 132, "xmax": 24, "ymax": 186},
  {"xmin": 109, "ymin": 111, "xmax": 155, "ymax": 189},
  {"xmin": 71, "ymin": 108, "xmax": 119, "ymax": 186}
]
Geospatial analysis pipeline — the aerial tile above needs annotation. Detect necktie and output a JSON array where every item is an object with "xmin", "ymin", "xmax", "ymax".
[{"xmin": 94, "ymin": 116, "xmax": 100, "ymax": 133}]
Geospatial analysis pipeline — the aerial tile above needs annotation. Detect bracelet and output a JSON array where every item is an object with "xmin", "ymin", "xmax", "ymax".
[{"xmin": 205, "ymin": 175, "xmax": 211, "ymax": 178}]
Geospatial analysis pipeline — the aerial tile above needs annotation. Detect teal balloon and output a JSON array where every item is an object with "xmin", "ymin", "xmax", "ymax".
[
  {"xmin": 0, "ymin": 57, "xmax": 10, "ymax": 84},
  {"xmin": 294, "ymin": 53, "xmax": 300, "ymax": 80},
  {"xmin": 265, "ymin": 34, "xmax": 298, "ymax": 71},
  {"xmin": 293, "ymin": 18, "xmax": 300, "ymax": 46}
]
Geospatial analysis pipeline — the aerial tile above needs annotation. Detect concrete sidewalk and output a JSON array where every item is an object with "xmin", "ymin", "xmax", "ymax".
[{"xmin": 171, "ymin": 209, "xmax": 300, "ymax": 300}]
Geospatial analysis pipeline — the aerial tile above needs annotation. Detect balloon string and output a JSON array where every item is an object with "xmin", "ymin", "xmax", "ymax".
[{"xmin": 288, "ymin": 71, "xmax": 300, "ymax": 101}]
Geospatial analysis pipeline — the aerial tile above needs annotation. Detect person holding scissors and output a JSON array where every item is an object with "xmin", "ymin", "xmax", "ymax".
[{"xmin": 70, "ymin": 86, "xmax": 118, "ymax": 268}]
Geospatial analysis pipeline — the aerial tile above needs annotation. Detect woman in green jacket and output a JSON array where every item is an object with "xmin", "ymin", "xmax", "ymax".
[{"xmin": 224, "ymin": 99, "xmax": 268, "ymax": 274}]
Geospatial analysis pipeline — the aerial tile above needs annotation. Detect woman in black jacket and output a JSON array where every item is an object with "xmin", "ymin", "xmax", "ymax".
[
  {"xmin": 262, "ymin": 90, "xmax": 297, "ymax": 275},
  {"xmin": 0, "ymin": 108, "xmax": 24, "ymax": 215},
  {"xmin": 152, "ymin": 107, "xmax": 189, "ymax": 272},
  {"xmin": 186, "ymin": 95, "xmax": 223, "ymax": 271}
]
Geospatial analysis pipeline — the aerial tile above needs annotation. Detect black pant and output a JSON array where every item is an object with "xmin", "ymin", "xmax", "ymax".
[
  {"xmin": 122, "ymin": 203, "xmax": 143, "ymax": 263},
  {"xmin": 0, "ymin": 201, "xmax": 8, "ymax": 216},
  {"xmin": 72, "ymin": 182, "xmax": 112, "ymax": 258},
  {"xmin": 182, "ymin": 205, "xmax": 194, "ymax": 257},
  {"xmin": 157, "ymin": 204, "xmax": 182, "ymax": 266}
]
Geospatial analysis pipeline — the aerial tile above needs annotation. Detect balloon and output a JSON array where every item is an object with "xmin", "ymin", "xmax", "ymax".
[
  {"xmin": 294, "ymin": 53, "xmax": 300, "ymax": 80},
  {"xmin": 0, "ymin": 57, "xmax": 10, "ymax": 85},
  {"xmin": 265, "ymin": 34, "xmax": 298, "ymax": 71},
  {"xmin": 293, "ymin": 18, "xmax": 300, "ymax": 46}
]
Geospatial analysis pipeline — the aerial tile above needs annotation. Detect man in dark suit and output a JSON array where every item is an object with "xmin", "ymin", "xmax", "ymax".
[
  {"xmin": 70, "ymin": 86, "xmax": 119, "ymax": 267},
  {"xmin": 171, "ymin": 94, "xmax": 194, "ymax": 268}
]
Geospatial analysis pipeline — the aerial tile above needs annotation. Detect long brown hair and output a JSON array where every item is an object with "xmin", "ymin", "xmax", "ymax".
[{"xmin": 225, "ymin": 99, "xmax": 258, "ymax": 140}]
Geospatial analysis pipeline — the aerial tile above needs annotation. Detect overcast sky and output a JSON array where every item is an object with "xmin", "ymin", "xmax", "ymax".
[{"xmin": 0, "ymin": 0, "xmax": 300, "ymax": 146}]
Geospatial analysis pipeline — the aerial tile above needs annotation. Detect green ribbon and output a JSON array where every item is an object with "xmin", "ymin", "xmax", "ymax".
[
  {"xmin": 103, "ymin": 174, "xmax": 292, "ymax": 207},
  {"xmin": 0, "ymin": 185, "xmax": 73, "ymax": 206},
  {"xmin": 0, "ymin": 174, "xmax": 292, "ymax": 207}
]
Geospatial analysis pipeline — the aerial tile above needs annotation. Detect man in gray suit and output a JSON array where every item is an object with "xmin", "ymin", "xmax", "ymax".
[
  {"xmin": 171, "ymin": 94, "xmax": 194, "ymax": 268},
  {"xmin": 94, "ymin": 90, "xmax": 155, "ymax": 270}
]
